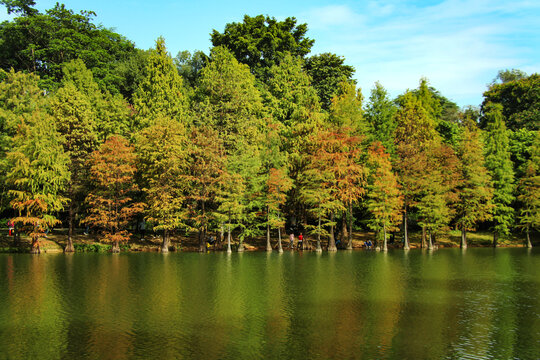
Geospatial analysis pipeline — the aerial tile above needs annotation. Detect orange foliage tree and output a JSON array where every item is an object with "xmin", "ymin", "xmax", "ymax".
[{"xmin": 84, "ymin": 136, "xmax": 144, "ymax": 252}]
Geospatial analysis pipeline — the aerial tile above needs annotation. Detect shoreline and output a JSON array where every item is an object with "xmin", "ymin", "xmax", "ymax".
[{"xmin": 0, "ymin": 229, "xmax": 536, "ymax": 254}]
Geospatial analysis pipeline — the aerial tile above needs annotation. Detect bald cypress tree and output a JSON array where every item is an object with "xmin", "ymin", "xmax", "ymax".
[
  {"xmin": 517, "ymin": 133, "xmax": 539, "ymax": 247},
  {"xmin": 6, "ymin": 112, "xmax": 69, "ymax": 253},
  {"xmin": 456, "ymin": 125, "xmax": 494, "ymax": 248},
  {"xmin": 133, "ymin": 37, "xmax": 188, "ymax": 128},
  {"xmin": 483, "ymin": 102, "xmax": 515, "ymax": 246}
]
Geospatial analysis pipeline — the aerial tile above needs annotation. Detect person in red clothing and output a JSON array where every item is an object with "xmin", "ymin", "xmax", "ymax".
[
  {"xmin": 298, "ymin": 232, "xmax": 303, "ymax": 250},
  {"xmin": 7, "ymin": 220, "xmax": 14, "ymax": 236}
]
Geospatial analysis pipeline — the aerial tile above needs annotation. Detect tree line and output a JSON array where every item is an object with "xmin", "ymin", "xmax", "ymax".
[{"xmin": 0, "ymin": 2, "xmax": 538, "ymax": 253}]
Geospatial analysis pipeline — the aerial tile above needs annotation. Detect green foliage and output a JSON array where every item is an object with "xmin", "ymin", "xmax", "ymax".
[
  {"xmin": 136, "ymin": 117, "xmax": 190, "ymax": 233},
  {"xmin": 482, "ymin": 73, "xmax": 540, "ymax": 131},
  {"xmin": 364, "ymin": 82, "xmax": 397, "ymax": 154},
  {"xmin": 328, "ymin": 80, "xmax": 365, "ymax": 134},
  {"xmin": 73, "ymin": 242, "xmax": 130, "ymax": 253},
  {"xmin": 517, "ymin": 132, "xmax": 540, "ymax": 234},
  {"xmin": 0, "ymin": 3, "xmax": 136, "ymax": 91},
  {"xmin": 133, "ymin": 37, "xmax": 188, "ymax": 129},
  {"xmin": 175, "ymin": 50, "xmax": 208, "ymax": 89},
  {"xmin": 0, "ymin": 0, "xmax": 37, "ymax": 16},
  {"xmin": 366, "ymin": 142, "xmax": 403, "ymax": 233},
  {"xmin": 456, "ymin": 126, "xmax": 494, "ymax": 231},
  {"xmin": 0, "ymin": 69, "xmax": 46, "ymax": 210},
  {"xmin": 304, "ymin": 53, "xmax": 355, "ymax": 110},
  {"xmin": 5, "ymin": 110, "xmax": 70, "ymax": 250},
  {"xmin": 211, "ymin": 15, "xmax": 314, "ymax": 81},
  {"xmin": 197, "ymin": 46, "xmax": 265, "ymax": 150},
  {"xmin": 483, "ymin": 102, "xmax": 515, "ymax": 237}
]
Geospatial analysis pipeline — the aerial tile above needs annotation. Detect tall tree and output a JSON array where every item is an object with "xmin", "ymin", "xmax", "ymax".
[
  {"xmin": 394, "ymin": 90, "xmax": 438, "ymax": 248},
  {"xmin": 133, "ymin": 37, "xmax": 188, "ymax": 129},
  {"xmin": 364, "ymin": 82, "xmax": 397, "ymax": 155},
  {"xmin": 366, "ymin": 142, "xmax": 403, "ymax": 251},
  {"xmin": 50, "ymin": 63, "xmax": 99, "ymax": 252},
  {"xmin": 196, "ymin": 46, "xmax": 266, "ymax": 248},
  {"xmin": 211, "ymin": 15, "xmax": 314, "ymax": 81},
  {"xmin": 186, "ymin": 126, "xmax": 227, "ymax": 252},
  {"xmin": 516, "ymin": 133, "xmax": 539, "ymax": 248},
  {"xmin": 84, "ymin": 136, "xmax": 143, "ymax": 252},
  {"xmin": 302, "ymin": 128, "xmax": 365, "ymax": 251},
  {"xmin": 265, "ymin": 53, "xmax": 325, "ymax": 229},
  {"xmin": 328, "ymin": 81, "xmax": 367, "ymax": 249},
  {"xmin": 6, "ymin": 111, "xmax": 69, "ymax": 253},
  {"xmin": 304, "ymin": 53, "xmax": 355, "ymax": 111},
  {"xmin": 0, "ymin": 69, "xmax": 44, "ymax": 211},
  {"xmin": 455, "ymin": 125, "xmax": 494, "ymax": 248},
  {"xmin": 483, "ymin": 102, "xmax": 515, "ymax": 246},
  {"xmin": 136, "ymin": 118, "xmax": 190, "ymax": 253},
  {"xmin": 266, "ymin": 167, "xmax": 293, "ymax": 252}
]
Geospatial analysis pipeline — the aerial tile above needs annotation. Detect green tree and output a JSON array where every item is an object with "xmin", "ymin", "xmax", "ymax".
[
  {"xmin": 364, "ymin": 82, "xmax": 397, "ymax": 155},
  {"xmin": 84, "ymin": 136, "xmax": 143, "ymax": 252},
  {"xmin": 0, "ymin": 3, "xmax": 136, "ymax": 91},
  {"xmin": 516, "ymin": 133, "xmax": 539, "ymax": 248},
  {"xmin": 304, "ymin": 53, "xmax": 355, "ymax": 110},
  {"xmin": 366, "ymin": 141, "xmax": 403, "ymax": 251},
  {"xmin": 196, "ymin": 46, "xmax": 266, "ymax": 249},
  {"xmin": 174, "ymin": 50, "xmax": 208, "ymax": 89},
  {"xmin": 455, "ymin": 125, "xmax": 494, "ymax": 248},
  {"xmin": 133, "ymin": 37, "xmax": 188, "ymax": 129},
  {"xmin": 0, "ymin": 69, "xmax": 45, "ymax": 211},
  {"xmin": 483, "ymin": 102, "xmax": 515, "ymax": 246},
  {"xmin": 482, "ymin": 73, "xmax": 539, "ymax": 131},
  {"xmin": 186, "ymin": 126, "xmax": 227, "ymax": 252},
  {"xmin": 394, "ymin": 90, "xmax": 438, "ymax": 248},
  {"xmin": 61, "ymin": 59, "xmax": 132, "ymax": 139},
  {"xmin": 211, "ymin": 15, "xmax": 314, "ymax": 81},
  {"xmin": 136, "ymin": 118, "xmax": 190, "ymax": 253},
  {"xmin": 0, "ymin": 0, "xmax": 37, "ymax": 16},
  {"xmin": 265, "ymin": 53, "xmax": 325, "ymax": 229},
  {"xmin": 50, "ymin": 67, "xmax": 99, "ymax": 252},
  {"xmin": 6, "ymin": 111, "xmax": 69, "ymax": 253}
]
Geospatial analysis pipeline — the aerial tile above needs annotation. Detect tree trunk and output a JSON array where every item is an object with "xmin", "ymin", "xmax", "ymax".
[
  {"xmin": 65, "ymin": 200, "xmax": 75, "ymax": 253},
  {"xmin": 266, "ymin": 207, "xmax": 272, "ymax": 251},
  {"xmin": 278, "ymin": 226, "xmax": 283, "ymax": 253},
  {"xmin": 198, "ymin": 229, "xmax": 206, "ymax": 252},
  {"xmin": 328, "ymin": 212, "xmax": 337, "ymax": 251},
  {"xmin": 526, "ymin": 229, "xmax": 532, "ymax": 248},
  {"xmin": 460, "ymin": 226, "xmax": 467, "ymax": 249},
  {"xmin": 30, "ymin": 236, "xmax": 40, "ymax": 254},
  {"xmin": 161, "ymin": 229, "xmax": 170, "ymax": 253},
  {"xmin": 227, "ymin": 216, "xmax": 232, "ymax": 254},
  {"xmin": 341, "ymin": 212, "xmax": 348, "ymax": 244},
  {"xmin": 347, "ymin": 201, "xmax": 353, "ymax": 250},
  {"xmin": 428, "ymin": 232, "xmax": 433, "ymax": 250},
  {"xmin": 112, "ymin": 239, "xmax": 120, "ymax": 253},
  {"xmin": 493, "ymin": 232, "xmax": 498, "ymax": 248},
  {"xmin": 220, "ymin": 223, "xmax": 224, "ymax": 245},
  {"xmin": 403, "ymin": 207, "xmax": 409, "ymax": 249},
  {"xmin": 316, "ymin": 212, "xmax": 322, "ymax": 252},
  {"xmin": 382, "ymin": 224, "xmax": 388, "ymax": 252},
  {"xmin": 421, "ymin": 226, "xmax": 427, "ymax": 249}
]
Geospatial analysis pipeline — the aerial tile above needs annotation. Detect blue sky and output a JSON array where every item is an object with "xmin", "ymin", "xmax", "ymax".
[{"xmin": 2, "ymin": 0, "xmax": 539, "ymax": 107}]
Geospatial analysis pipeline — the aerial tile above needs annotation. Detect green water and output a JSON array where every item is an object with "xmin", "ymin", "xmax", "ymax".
[{"xmin": 0, "ymin": 248, "xmax": 538, "ymax": 359}]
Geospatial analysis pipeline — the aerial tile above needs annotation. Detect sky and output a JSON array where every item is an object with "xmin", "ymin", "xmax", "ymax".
[{"xmin": 1, "ymin": 0, "xmax": 539, "ymax": 108}]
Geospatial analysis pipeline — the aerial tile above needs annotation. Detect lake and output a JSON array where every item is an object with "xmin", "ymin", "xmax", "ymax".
[{"xmin": 0, "ymin": 248, "xmax": 538, "ymax": 359}]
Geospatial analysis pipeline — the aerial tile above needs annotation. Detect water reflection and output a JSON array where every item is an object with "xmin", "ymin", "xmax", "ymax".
[{"xmin": 0, "ymin": 249, "xmax": 538, "ymax": 359}]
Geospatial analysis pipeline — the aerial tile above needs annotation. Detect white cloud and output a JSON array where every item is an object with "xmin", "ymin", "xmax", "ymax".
[
  {"xmin": 301, "ymin": 5, "xmax": 364, "ymax": 29},
  {"xmin": 301, "ymin": 0, "xmax": 540, "ymax": 106}
]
